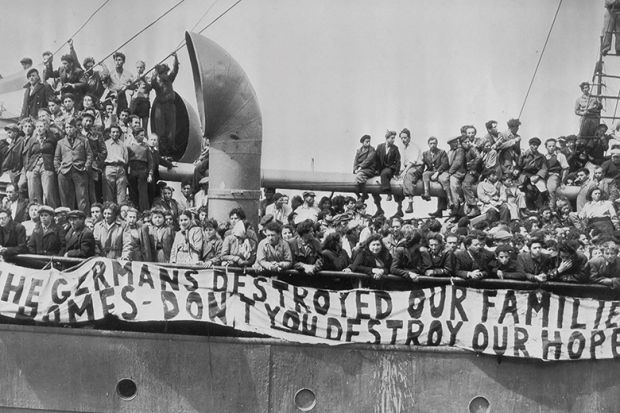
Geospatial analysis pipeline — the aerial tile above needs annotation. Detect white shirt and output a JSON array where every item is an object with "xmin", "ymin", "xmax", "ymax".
[{"xmin": 397, "ymin": 139, "xmax": 422, "ymax": 173}]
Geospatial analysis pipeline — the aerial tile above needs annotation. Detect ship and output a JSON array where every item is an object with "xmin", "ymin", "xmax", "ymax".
[{"xmin": 0, "ymin": 2, "xmax": 619, "ymax": 412}]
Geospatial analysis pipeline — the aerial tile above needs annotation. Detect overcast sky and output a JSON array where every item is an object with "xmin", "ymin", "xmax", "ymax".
[{"xmin": 0, "ymin": 0, "xmax": 607, "ymax": 173}]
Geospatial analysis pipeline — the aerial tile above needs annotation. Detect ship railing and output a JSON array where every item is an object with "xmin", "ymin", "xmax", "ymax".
[{"xmin": 10, "ymin": 254, "xmax": 618, "ymax": 300}]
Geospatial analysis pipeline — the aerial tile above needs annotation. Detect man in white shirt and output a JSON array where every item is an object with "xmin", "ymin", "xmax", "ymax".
[
  {"xmin": 293, "ymin": 192, "xmax": 320, "ymax": 224},
  {"xmin": 397, "ymin": 128, "xmax": 422, "ymax": 214},
  {"xmin": 265, "ymin": 193, "xmax": 292, "ymax": 224}
]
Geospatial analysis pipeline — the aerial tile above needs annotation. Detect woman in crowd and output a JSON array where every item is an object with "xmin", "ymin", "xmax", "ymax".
[
  {"xmin": 578, "ymin": 187, "xmax": 620, "ymax": 241},
  {"xmin": 218, "ymin": 220, "xmax": 256, "ymax": 267},
  {"xmin": 21, "ymin": 202, "xmax": 40, "ymax": 238},
  {"xmin": 170, "ymin": 210, "xmax": 204, "ymax": 265},
  {"xmin": 320, "ymin": 232, "xmax": 351, "ymax": 271},
  {"xmin": 351, "ymin": 233, "xmax": 392, "ymax": 282},
  {"xmin": 202, "ymin": 218, "xmax": 223, "ymax": 267}
]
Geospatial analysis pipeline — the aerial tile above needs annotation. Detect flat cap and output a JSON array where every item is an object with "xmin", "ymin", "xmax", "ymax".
[{"xmin": 67, "ymin": 210, "xmax": 86, "ymax": 219}]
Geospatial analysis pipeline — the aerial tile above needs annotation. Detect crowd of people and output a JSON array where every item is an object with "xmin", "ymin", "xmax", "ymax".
[{"xmin": 3, "ymin": 40, "xmax": 620, "ymax": 289}]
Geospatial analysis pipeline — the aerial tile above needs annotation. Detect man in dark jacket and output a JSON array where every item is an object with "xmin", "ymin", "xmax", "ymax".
[
  {"xmin": 64, "ymin": 210, "xmax": 95, "ymax": 258},
  {"xmin": 0, "ymin": 208, "xmax": 27, "ymax": 261},
  {"xmin": 450, "ymin": 235, "xmax": 492, "ymax": 279},
  {"xmin": 353, "ymin": 134, "xmax": 376, "ymax": 201},
  {"xmin": 419, "ymin": 136, "xmax": 449, "ymax": 217},
  {"xmin": 27, "ymin": 206, "xmax": 65, "ymax": 256},
  {"xmin": 21, "ymin": 68, "xmax": 54, "ymax": 119},
  {"xmin": 371, "ymin": 131, "xmax": 400, "ymax": 217},
  {"xmin": 390, "ymin": 230, "xmax": 431, "ymax": 281}
]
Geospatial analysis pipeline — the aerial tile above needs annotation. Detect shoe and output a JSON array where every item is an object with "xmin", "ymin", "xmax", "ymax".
[
  {"xmin": 386, "ymin": 194, "xmax": 392, "ymax": 201},
  {"xmin": 428, "ymin": 210, "xmax": 443, "ymax": 218},
  {"xmin": 372, "ymin": 209, "xmax": 385, "ymax": 218},
  {"xmin": 422, "ymin": 194, "xmax": 431, "ymax": 201},
  {"xmin": 404, "ymin": 203, "xmax": 413, "ymax": 214}
]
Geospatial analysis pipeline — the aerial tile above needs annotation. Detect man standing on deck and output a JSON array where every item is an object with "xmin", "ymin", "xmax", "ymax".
[{"xmin": 575, "ymin": 82, "xmax": 603, "ymax": 139}]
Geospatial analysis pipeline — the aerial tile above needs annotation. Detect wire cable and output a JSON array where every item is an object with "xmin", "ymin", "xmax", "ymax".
[
  {"xmin": 51, "ymin": 0, "xmax": 112, "ymax": 56},
  {"xmin": 85, "ymin": 0, "xmax": 187, "ymax": 75},
  {"xmin": 175, "ymin": 0, "xmax": 220, "ymax": 49},
  {"xmin": 517, "ymin": 0, "xmax": 563, "ymax": 119},
  {"xmin": 135, "ymin": 0, "xmax": 243, "ymax": 83}
]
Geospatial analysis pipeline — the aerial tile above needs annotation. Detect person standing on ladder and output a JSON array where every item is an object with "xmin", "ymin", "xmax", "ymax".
[
  {"xmin": 575, "ymin": 81, "xmax": 602, "ymax": 138},
  {"xmin": 602, "ymin": 0, "xmax": 620, "ymax": 56}
]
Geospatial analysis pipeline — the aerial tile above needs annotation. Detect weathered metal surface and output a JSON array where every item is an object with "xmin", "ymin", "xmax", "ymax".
[
  {"xmin": 185, "ymin": 32, "xmax": 262, "ymax": 226},
  {"xmin": 0, "ymin": 324, "xmax": 618, "ymax": 412}
]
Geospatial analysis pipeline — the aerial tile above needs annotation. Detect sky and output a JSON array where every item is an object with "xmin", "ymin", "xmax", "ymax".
[{"xmin": 0, "ymin": 0, "xmax": 608, "ymax": 174}]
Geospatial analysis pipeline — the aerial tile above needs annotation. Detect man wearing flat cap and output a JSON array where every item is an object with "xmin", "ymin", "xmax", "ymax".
[
  {"xmin": 64, "ymin": 210, "xmax": 95, "ymax": 258},
  {"xmin": 293, "ymin": 191, "xmax": 320, "ymax": 224},
  {"xmin": 575, "ymin": 82, "xmax": 602, "ymax": 139},
  {"xmin": 0, "ymin": 208, "xmax": 26, "ymax": 262},
  {"xmin": 27, "ymin": 206, "xmax": 66, "ymax": 256},
  {"xmin": 21, "ymin": 68, "xmax": 54, "ymax": 119},
  {"xmin": 353, "ymin": 134, "xmax": 376, "ymax": 201},
  {"xmin": 514, "ymin": 137, "xmax": 547, "ymax": 209}
]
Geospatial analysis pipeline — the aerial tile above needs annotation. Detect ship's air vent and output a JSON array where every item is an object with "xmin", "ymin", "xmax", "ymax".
[{"xmin": 116, "ymin": 378, "xmax": 138, "ymax": 401}]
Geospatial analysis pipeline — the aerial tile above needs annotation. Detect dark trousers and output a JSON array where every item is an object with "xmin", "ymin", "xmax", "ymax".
[
  {"xmin": 378, "ymin": 167, "xmax": 394, "ymax": 193},
  {"xmin": 58, "ymin": 169, "xmax": 89, "ymax": 211},
  {"xmin": 128, "ymin": 162, "xmax": 149, "ymax": 211}
]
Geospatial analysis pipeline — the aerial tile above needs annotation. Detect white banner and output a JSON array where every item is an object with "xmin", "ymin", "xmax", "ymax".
[{"xmin": 1, "ymin": 258, "xmax": 619, "ymax": 361}]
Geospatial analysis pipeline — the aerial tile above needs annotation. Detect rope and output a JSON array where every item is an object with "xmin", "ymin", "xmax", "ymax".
[
  {"xmin": 50, "ymin": 0, "xmax": 112, "ymax": 56},
  {"xmin": 85, "ymin": 0, "xmax": 187, "ymax": 75},
  {"xmin": 517, "ymin": 0, "xmax": 563, "ymax": 119}
]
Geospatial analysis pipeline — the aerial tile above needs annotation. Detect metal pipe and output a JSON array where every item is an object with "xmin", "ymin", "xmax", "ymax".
[{"xmin": 185, "ymin": 32, "xmax": 263, "ymax": 225}]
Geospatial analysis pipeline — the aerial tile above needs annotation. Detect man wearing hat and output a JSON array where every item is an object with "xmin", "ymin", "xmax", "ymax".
[
  {"xmin": 575, "ymin": 81, "xmax": 603, "ymax": 138},
  {"xmin": 293, "ymin": 191, "xmax": 320, "ymax": 224},
  {"xmin": 27, "ymin": 206, "xmax": 66, "ymax": 256},
  {"xmin": 21, "ymin": 68, "xmax": 54, "ymax": 119},
  {"xmin": 601, "ymin": 148, "xmax": 620, "ymax": 190},
  {"xmin": 64, "ymin": 210, "xmax": 95, "ymax": 258},
  {"xmin": 54, "ymin": 118, "xmax": 93, "ymax": 211},
  {"xmin": 514, "ymin": 137, "xmax": 547, "ymax": 209},
  {"xmin": 353, "ymin": 134, "xmax": 376, "ymax": 201},
  {"xmin": 194, "ymin": 176, "xmax": 209, "ymax": 209}
]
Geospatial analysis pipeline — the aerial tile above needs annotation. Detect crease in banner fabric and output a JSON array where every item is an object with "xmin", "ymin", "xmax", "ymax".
[{"xmin": 1, "ymin": 258, "xmax": 620, "ymax": 361}]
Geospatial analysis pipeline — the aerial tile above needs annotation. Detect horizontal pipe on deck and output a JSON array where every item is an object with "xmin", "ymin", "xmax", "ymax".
[{"xmin": 159, "ymin": 162, "xmax": 582, "ymax": 199}]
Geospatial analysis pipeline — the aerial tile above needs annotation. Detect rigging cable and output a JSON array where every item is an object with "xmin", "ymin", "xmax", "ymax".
[
  {"xmin": 517, "ymin": 0, "xmax": 564, "ymax": 119},
  {"xmin": 136, "ymin": 0, "xmax": 243, "ymax": 83},
  {"xmin": 175, "ymin": 0, "xmax": 220, "ymax": 49},
  {"xmin": 85, "ymin": 0, "xmax": 187, "ymax": 75},
  {"xmin": 50, "ymin": 0, "xmax": 112, "ymax": 56}
]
